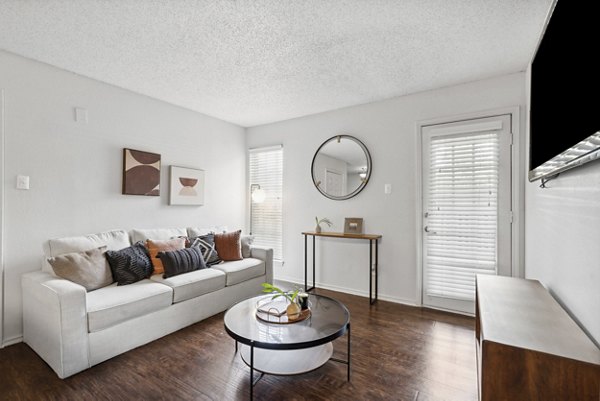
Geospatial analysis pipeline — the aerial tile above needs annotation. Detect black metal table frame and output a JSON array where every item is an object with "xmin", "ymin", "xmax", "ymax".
[
  {"xmin": 303, "ymin": 233, "xmax": 379, "ymax": 304},
  {"xmin": 224, "ymin": 297, "xmax": 351, "ymax": 401}
]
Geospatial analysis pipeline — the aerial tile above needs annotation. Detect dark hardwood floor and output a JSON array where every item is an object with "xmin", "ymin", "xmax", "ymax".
[{"xmin": 0, "ymin": 288, "xmax": 477, "ymax": 401}]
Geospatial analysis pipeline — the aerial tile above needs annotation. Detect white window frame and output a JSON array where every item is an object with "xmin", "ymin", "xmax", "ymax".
[{"xmin": 248, "ymin": 145, "xmax": 284, "ymax": 262}]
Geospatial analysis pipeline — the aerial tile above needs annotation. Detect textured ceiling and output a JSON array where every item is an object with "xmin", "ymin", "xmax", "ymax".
[{"xmin": 0, "ymin": 0, "xmax": 553, "ymax": 127}]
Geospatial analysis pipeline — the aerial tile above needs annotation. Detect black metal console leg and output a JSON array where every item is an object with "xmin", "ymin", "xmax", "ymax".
[
  {"xmin": 235, "ymin": 340, "xmax": 238, "ymax": 353},
  {"xmin": 375, "ymin": 240, "xmax": 378, "ymax": 303},
  {"xmin": 304, "ymin": 234, "xmax": 308, "ymax": 291},
  {"xmin": 305, "ymin": 234, "xmax": 316, "ymax": 292},
  {"xmin": 369, "ymin": 239, "xmax": 373, "ymax": 304},
  {"xmin": 312, "ymin": 235, "xmax": 316, "ymax": 291}
]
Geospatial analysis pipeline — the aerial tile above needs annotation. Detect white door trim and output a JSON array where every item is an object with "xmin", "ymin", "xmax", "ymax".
[
  {"xmin": 415, "ymin": 106, "xmax": 523, "ymax": 309},
  {"xmin": 0, "ymin": 89, "xmax": 5, "ymax": 347}
]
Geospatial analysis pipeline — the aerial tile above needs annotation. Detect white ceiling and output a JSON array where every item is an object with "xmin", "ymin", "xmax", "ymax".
[{"xmin": 0, "ymin": 0, "xmax": 553, "ymax": 127}]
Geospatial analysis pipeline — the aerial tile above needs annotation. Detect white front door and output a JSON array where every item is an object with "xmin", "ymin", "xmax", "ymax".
[
  {"xmin": 325, "ymin": 169, "xmax": 343, "ymax": 197},
  {"xmin": 421, "ymin": 115, "xmax": 512, "ymax": 314},
  {"xmin": 0, "ymin": 89, "xmax": 4, "ymax": 346}
]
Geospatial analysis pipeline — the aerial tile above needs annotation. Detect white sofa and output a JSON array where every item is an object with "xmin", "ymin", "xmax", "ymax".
[{"xmin": 21, "ymin": 227, "xmax": 273, "ymax": 378}]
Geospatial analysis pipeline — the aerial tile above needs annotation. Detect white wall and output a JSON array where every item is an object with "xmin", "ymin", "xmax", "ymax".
[
  {"xmin": 524, "ymin": 67, "xmax": 600, "ymax": 345},
  {"xmin": 0, "ymin": 51, "xmax": 246, "ymax": 344},
  {"xmin": 247, "ymin": 73, "xmax": 526, "ymax": 304}
]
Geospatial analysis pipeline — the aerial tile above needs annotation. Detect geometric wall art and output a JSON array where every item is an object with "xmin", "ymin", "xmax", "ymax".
[
  {"xmin": 169, "ymin": 165, "xmax": 205, "ymax": 205},
  {"xmin": 122, "ymin": 148, "xmax": 161, "ymax": 196}
]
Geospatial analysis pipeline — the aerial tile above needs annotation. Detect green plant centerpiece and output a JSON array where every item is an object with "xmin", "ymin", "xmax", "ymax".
[
  {"xmin": 315, "ymin": 216, "xmax": 332, "ymax": 233},
  {"xmin": 262, "ymin": 283, "xmax": 302, "ymax": 321}
]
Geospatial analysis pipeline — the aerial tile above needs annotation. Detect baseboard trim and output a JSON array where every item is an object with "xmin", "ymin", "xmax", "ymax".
[
  {"xmin": 274, "ymin": 275, "xmax": 417, "ymax": 307},
  {"xmin": 421, "ymin": 304, "xmax": 475, "ymax": 317},
  {"xmin": 2, "ymin": 335, "xmax": 22, "ymax": 348}
]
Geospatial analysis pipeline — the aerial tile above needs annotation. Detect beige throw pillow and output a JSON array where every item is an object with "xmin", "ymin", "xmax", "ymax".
[
  {"xmin": 48, "ymin": 246, "xmax": 114, "ymax": 291},
  {"xmin": 146, "ymin": 238, "xmax": 186, "ymax": 275}
]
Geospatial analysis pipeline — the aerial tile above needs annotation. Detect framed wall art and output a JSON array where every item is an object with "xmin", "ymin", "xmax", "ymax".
[
  {"xmin": 344, "ymin": 217, "xmax": 363, "ymax": 234},
  {"xmin": 169, "ymin": 166, "xmax": 205, "ymax": 206},
  {"xmin": 122, "ymin": 148, "xmax": 161, "ymax": 196}
]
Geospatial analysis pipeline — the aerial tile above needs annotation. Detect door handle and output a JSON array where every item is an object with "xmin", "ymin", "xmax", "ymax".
[{"xmin": 424, "ymin": 226, "xmax": 437, "ymax": 234}]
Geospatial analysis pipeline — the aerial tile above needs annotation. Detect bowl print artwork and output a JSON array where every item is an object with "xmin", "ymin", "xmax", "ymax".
[
  {"xmin": 179, "ymin": 177, "xmax": 198, "ymax": 196},
  {"xmin": 170, "ymin": 166, "xmax": 205, "ymax": 205}
]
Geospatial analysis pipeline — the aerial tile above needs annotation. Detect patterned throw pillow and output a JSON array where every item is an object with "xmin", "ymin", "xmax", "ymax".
[
  {"xmin": 48, "ymin": 246, "xmax": 113, "ymax": 291},
  {"xmin": 188, "ymin": 234, "xmax": 221, "ymax": 266},
  {"xmin": 106, "ymin": 241, "xmax": 153, "ymax": 285},
  {"xmin": 214, "ymin": 230, "xmax": 243, "ymax": 261},
  {"xmin": 146, "ymin": 238, "xmax": 186, "ymax": 275},
  {"xmin": 158, "ymin": 247, "xmax": 207, "ymax": 278}
]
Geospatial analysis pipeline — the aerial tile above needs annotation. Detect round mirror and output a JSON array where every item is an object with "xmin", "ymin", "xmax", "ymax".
[{"xmin": 311, "ymin": 135, "xmax": 372, "ymax": 200}]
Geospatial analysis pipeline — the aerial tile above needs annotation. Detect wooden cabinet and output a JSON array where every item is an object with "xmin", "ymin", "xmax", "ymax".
[{"xmin": 476, "ymin": 275, "xmax": 600, "ymax": 401}]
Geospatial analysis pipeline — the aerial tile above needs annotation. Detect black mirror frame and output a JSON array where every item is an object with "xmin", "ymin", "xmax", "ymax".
[{"xmin": 311, "ymin": 134, "xmax": 372, "ymax": 201}]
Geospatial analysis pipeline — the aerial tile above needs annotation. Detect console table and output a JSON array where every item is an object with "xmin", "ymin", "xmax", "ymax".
[
  {"xmin": 476, "ymin": 275, "xmax": 600, "ymax": 401},
  {"xmin": 301, "ymin": 231, "xmax": 382, "ymax": 304}
]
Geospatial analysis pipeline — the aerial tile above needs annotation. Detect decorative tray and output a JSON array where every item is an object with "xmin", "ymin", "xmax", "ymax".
[{"xmin": 255, "ymin": 298, "xmax": 311, "ymax": 324}]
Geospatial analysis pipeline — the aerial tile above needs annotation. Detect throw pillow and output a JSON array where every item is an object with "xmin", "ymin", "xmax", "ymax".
[
  {"xmin": 146, "ymin": 238, "xmax": 186, "ymax": 275},
  {"xmin": 105, "ymin": 241, "xmax": 153, "ymax": 285},
  {"xmin": 47, "ymin": 246, "xmax": 113, "ymax": 291},
  {"xmin": 214, "ymin": 230, "xmax": 243, "ymax": 261},
  {"xmin": 158, "ymin": 247, "xmax": 207, "ymax": 278},
  {"xmin": 241, "ymin": 235, "xmax": 254, "ymax": 258},
  {"xmin": 188, "ymin": 233, "xmax": 221, "ymax": 266}
]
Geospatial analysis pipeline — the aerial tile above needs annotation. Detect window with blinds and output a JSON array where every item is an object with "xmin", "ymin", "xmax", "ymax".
[
  {"xmin": 249, "ymin": 146, "xmax": 283, "ymax": 261},
  {"xmin": 425, "ymin": 131, "xmax": 499, "ymax": 301}
]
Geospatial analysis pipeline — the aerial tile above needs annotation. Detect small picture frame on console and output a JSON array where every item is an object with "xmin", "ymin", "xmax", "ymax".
[{"xmin": 344, "ymin": 218, "xmax": 363, "ymax": 234}]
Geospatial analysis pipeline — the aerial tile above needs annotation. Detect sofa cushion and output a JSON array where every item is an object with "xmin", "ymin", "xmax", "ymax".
[
  {"xmin": 129, "ymin": 228, "xmax": 187, "ymax": 244},
  {"xmin": 212, "ymin": 258, "xmax": 265, "ymax": 286},
  {"xmin": 48, "ymin": 246, "xmax": 113, "ymax": 291},
  {"xmin": 105, "ymin": 242, "xmax": 153, "ymax": 285},
  {"xmin": 86, "ymin": 280, "xmax": 173, "ymax": 332},
  {"xmin": 187, "ymin": 227, "xmax": 227, "ymax": 237},
  {"xmin": 42, "ymin": 229, "xmax": 130, "ymax": 273},
  {"xmin": 241, "ymin": 235, "xmax": 254, "ymax": 259},
  {"xmin": 150, "ymin": 268, "xmax": 226, "ymax": 303},
  {"xmin": 158, "ymin": 247, "xmax": 206, "ymax": 278}
]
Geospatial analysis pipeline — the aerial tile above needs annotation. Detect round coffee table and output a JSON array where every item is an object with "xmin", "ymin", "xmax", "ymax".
[{"xmin": 224, "ymin": 294, "xmax": 351, "ymax": 400}]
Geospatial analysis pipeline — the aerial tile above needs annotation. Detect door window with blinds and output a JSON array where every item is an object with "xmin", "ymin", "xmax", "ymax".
[
  {"xmin": 249, "ymin": 146, "xmax": 283, "ymax": 261},
  {"xmin": 422, "ymin": 115, "xmax": 511, "ymax": 314}
]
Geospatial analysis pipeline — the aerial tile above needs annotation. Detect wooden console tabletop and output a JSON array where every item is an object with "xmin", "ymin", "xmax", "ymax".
[
  {"xmin": 302, "ymin": 231, "xmax": 382, "ymax": 304},
  {"xmin": 301, "ymin": 231, "xmax": 382, "ymax": 240}
]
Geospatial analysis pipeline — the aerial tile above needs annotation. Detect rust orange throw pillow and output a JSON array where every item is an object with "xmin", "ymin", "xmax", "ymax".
[
  {"xmin": 214, "ymin": 230, "xmax": 243, "ymax": 261},
  {"xmin": 146, "ymin": 238, "xmax": 186, "ymax": 275}
]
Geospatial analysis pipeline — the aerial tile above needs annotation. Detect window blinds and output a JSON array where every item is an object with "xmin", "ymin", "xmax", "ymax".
[
  {"xmin": 249, "ymin": 146, "xmax": 283, "ymax": 261},
  {"xmin": 426, "ymin": 132, "xmax": 499, "ymax": 301}
]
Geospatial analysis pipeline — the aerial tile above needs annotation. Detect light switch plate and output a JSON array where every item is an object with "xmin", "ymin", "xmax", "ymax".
[
  {"xmin": 17, "ymin": 175, "xmax": 30, "ymax": 190},
  {"xmin": 384, "ymin": 184, "xmax": 392, "ymax": 194},
  {"xmin": 75, "ymin": 107, "xmax": 88, "ymax": 123}
]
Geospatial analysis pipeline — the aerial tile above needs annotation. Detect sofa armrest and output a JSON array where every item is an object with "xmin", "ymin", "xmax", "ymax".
[
  {"xmin": 250, "ymin": 245, "xmax": 273, "ymax": 284},
  {"xmin": 22, "ymin": 271, "xmax": 90, "ymax": 378}
]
